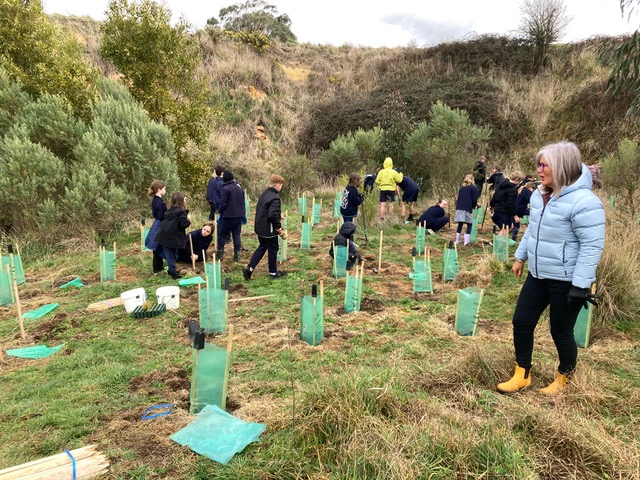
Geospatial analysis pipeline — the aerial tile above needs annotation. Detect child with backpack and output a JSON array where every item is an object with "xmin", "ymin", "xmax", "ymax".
[{"xmin": 340, "ymin": 173, "xmax": 365, "ymax": 223}]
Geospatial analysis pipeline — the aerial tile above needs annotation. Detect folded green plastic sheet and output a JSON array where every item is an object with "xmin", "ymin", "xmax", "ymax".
[
  {"xmin": 170, "ymin": 405, "xmax": 266, "ymax": 465},
  {"xmin": 199, "ymin": 288, "xmax": 228, "ymax": 333},
  {"xmin": 300, "ymin": 222, "xmax": 312, "ymax": 249},
  {"xmin": 60, "ymin": 277, "xmax": 85, "ymax": 288},
  {"xmin": 493, "ymin": 234, "xmax": 509, "ymax": 262},
  {"xmin": 413, "ymin": 259, "xmax": 432, "ymax": 293},
  {"xmin": 204, "ymin": 262, "xmax": 222, "ymax": 289},
  {"xmin": 6, "ymin": 344, "xmax": 65, "ymax": 359},
  {"xmin": 415, "ymin": 225, "xmax": 426, "ymax": 255},
  {"xmin": 141, "ymin": 227, "xmax": 150, "ymax": 252},
  {"xmin": 455, "ymin": 287, "xmax": 483, "ymax": 336},
  {"xmin": 0, "ymin": 264, "xmax": 14, "ymax": 306},
  {"xmin": 22, "ymin": 303, "xmax": 59, "ymax": 319},
  {"xmin": 100, "ymin": 249, "xmax": 116, "ymax": 282},
  {"xmin": 178, "ymin": 276, "xmax": 205, "ymax": 287},
  {"xmin": 300, "ymin": 295, "xmax": 324, "ymax": 346},
  {"xmin": 574, "ymin": 302, "xmax": 593, "ymax": 348},
  {"xmin": 332, "ymin": 245, "xmax": 348, "ymax": 278},
  {"xmin": 443, "ymin": 246, "xmax": 458, "ymax": 282},
  {"xmin": 2, "ymin": 255, "xmax": 25, "ymax": 284},
  {"xmin": 190, "ymin": 344, "xmax": 229, "ymax": 413}
]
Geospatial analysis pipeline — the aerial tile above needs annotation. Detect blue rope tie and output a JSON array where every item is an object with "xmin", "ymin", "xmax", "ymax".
[
  {"xmin": 64, "ymin": 449, "xmax": 76, "ymax": 480},
  {"xmin": 141, "ymin": 403, "xmax": 173, "ymax": 420}
]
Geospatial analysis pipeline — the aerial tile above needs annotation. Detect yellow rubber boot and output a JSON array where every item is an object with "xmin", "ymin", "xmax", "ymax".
[
  {"xmin": 540, "ymin": 373, "xmax": 568, "ymax": 395},
  {"xmin": 497, "ymin": 364, "xmax": 531, "ymax": 394}
]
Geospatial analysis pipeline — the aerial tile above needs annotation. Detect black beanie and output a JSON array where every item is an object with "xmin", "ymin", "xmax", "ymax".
[{"xmin": 223, "ymin": 171, "xmax": 234, "ymax": 182}]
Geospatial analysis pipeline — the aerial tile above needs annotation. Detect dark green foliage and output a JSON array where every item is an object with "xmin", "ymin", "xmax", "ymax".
[
  {"xmin": 380, "ymin": 90, "xmax": 414, "ymax": 165},
  {"xmin": 209, "ymin": 0, "xmax": 296, "ymax": 43},
  {"xmin": 280, "ymin": 154, "xmax": 321, "ymax": 196}
]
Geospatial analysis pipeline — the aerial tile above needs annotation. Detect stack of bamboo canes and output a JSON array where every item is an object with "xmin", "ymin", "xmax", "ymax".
[{"xmin": 0, "ymin": 445, "xmax": 109, "ymax": 480}]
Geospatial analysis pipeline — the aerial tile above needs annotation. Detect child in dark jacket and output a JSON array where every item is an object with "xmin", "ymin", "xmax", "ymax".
[
  {"xmin": 217, "ymin": 171, "xmax": 246, "ymax": 261},
  {"xmin": 154, "ymin": 192, "xmax": 191, "ymax": 280},
  {"xmin": 340, "ymin": 173, "xmax": 365, "ymax": 223},
  {"xmin": 454, "ymin": 175, "xmax": 479, "ymax": 245},
  {"xmin": 206, "ymin": 165, "xmax": 224, "ymax": 221},
  {"xmin": 177, "ymin": 223, "xmax": 214, "ymax": 264},
  {"xmin": 511, "ymin": 181, "xmax": 535, "ymax": 241},
  {"xmin": 144, "ymin": 179, "xmax": 167, "ymax": 274},
  {"xmin": 417, "ymin": 200, "xmax": 449, "ymax": 232},
  {"xmin": 329, "ymin": 221, "xmax": 362, "ymax": 270},
  {"xmin": 490, "ymin": 172, "xmax": 523, "ymax": 230}
]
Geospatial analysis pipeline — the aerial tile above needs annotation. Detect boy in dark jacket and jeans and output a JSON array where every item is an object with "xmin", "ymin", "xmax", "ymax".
[
  {"xmin": 206, "ymin": 165, "xmax": 224, "ymax": 221},
  {"xmin": 217, "ymin": 171, "xmax": 246, "ymax": 261},
  {"xmin": 243, "ymin": 175, "xmax": 287, "ymax": 280}
]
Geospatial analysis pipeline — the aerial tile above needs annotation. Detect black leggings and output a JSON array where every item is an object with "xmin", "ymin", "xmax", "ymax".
[
  {"xmin": 512, "ymin": 273, "xmax": 582, "ymax": 374},
  {"xmin": 456, "ymin": 222, "xmax": 471, "ymax": 234}
]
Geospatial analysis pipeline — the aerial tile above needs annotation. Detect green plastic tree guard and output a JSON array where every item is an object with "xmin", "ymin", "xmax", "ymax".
[
  {"xmin": 332, "ymin": 245, "xmax": 348, "ymax": 278},
  {"xmin": 344, "ymin": 272, "xmax": 362, "ymax": 313},
  {"xmin": 521, "ymin": 215, "xmax": 529, "ymax": 225},
  {"xmin": 574, "ymin": 303, "xmax": 593, "ymax": 348},
  {"xmin": 415, "ymin": 225, "xmax": 426, "ymax": 254},
  {"xmin": 334, "ymin": 192, "xmax": 342, "ymax": 218},
  {"xmin": 301, "ymin": 222, "xmax": 312, "ymax": 249},
  {"xmin": 2, "ymin": 255, "xmax": 25, "ymax": 285},
  {"xmin": 298, "ymin": 196, "xmax": 307, "ymax": 215},
  {"xmin": 277, "ymin": 236, "xmax": 288, "ymax": 262},
  {"xmin": 141, "ymin": 226, "xmax": 150, "ymax": 252},
  {"xmin": 190, "ymin": 343, "xmax": 229, "ymax": 413},
  {"xmin": 199, "ymin": 288, "xmax": 229, "ymax": 333},
  {"xmin": 0, "ymin": 264, "xmax": 15, "ymax": 306},
  {"xmin": 493, "ymin": 234, "xmax": 509, "ymax": 262},
  {"xmin": 413, "ymin": 259, "xmax": 433, "ymax": 293},
  {"xmin": 443, "ymin": 243, "xmax": 458, "ymax": 282},
  {"xmin": 99, "ymin": 249, "xmax": 116, "ymax": 282},
  {"xmin": 204, "ymin": 261, "xmax": 222, "ymax": 289},
  {"xmin": 312, "ymin": 202, "xmax": 321, "ymax": 225},
  {"xmin": 455, "ymin": 287, "xmax": 484, "ymax": 336},
  {"xmin": 245, "ymin": 198, "xmax": 250, "ymax": 219},
  {"xmin": 300, "ymin": 294, "xmax": 324, "ymax": 346}
]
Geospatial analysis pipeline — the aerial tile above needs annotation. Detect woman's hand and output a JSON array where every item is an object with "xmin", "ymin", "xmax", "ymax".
[{"xmin": 513, "ymin": 260, "xmax": 523, "ymax": 278}]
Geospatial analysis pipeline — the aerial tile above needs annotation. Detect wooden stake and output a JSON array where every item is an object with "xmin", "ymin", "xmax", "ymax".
[
  {"xmin": 320, "ymin": 280, "xmax": 324, "ymax": 299},
  {"xmin": 336, "ymin": 220, "xmax": 340, "ymax": 235},
  {"xmin": 214, "ymin": 221, "xmax": 218, "ymax": 252},
  {"xmin": 377, "ymin": 230, "xmax": 383, "ymax": 271},
  {"xmin": 189, "ymin": 234, "xmax": 196, "ymax": 271},
  {"xmin": 228, "ymin": 294, "xmax": 274, "ymax": 303}
]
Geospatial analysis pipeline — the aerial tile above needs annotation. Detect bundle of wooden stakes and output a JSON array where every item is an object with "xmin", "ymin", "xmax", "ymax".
[{"xmin": 0, "ymin": 445, "xmax": 109, "ymax": 479}]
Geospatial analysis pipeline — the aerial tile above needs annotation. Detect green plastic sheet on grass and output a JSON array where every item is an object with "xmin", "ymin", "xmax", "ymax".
[
  {"xmin": 204, "ymin": 262, "xmax": 222, "ymax": 289},
  {"xmin": 443, "ymin": 246, "xmax": 458, "ymax": 282},
  {"xmin": 179, "ymin": 276, "xmax": 205, "ymax": 287},
  {"xmin": 332, "ymin": 245, "xmax": 348, "ymax": 278},
  {"xmin": 574, "ymin": 303, "xmax": 593, "ymax": 348},
  {"xmin": 298, "ymin": 196, "xmax": 307, "ymax": 215},
  {"xmin": 344, "ymin": 273, "xmax": 362, "ymax": 313},
  {"xmin": 300, "ymin": 222, "xmax": 312, "ymax": 249},
  {"xmin": 312, "ymin": 203, "xmax": 321, "ymax": 225},
  {"xmin": 2, "ymin": 255, "xmax": 25, "ymax": 285},
  {"xmin": 493, "ymin": 234, "xmax": 509, "ymax": 262},
  {"xmin": 189, "ymin": 344, "xmax": 229, "ymax": 413},
  {"xmin": 0, "ymin": 265, "xmax": 14, "ymax": 306},
  {"xmin": 141, "ymin": 227, "xmax": 150, "ymax": 252},
  {"xmin": 413, "ymin": 259, "xmax": 432, "ymax": 293},
  {"xmin": 277, "ymin": 236, "xmax": 288, "ymax": 262},
  {"xmin": 100, "ymin": 249, "xmax": 116, "ymax": 282},
  {"xmin": 199, "ymin": 288, "xmax": 228, "ymax": 333},
  {"xmin": 415, "ymin": 225, "xmax": 426, "ymax": 255},
  {"xmin": 455, "ymin": 287, "xmax": 484, "ymax": 336},
  {"xmin": 22, "ymin": 303, "xmax": 59, "ymax": 319},
  {"xmin": 300, "ymin": 295, "xmax": 324, "ymax": 346},
  {"xmin": 170, "ymin": 405, "xmax": 266, "ymax": 465},
  {"xmin": 5, "ymin": 344, "xmax": 65, "ymax": 359},
  {"xmin": 59, "ymin": 277, "xmax": 85, "ymax": 288}
]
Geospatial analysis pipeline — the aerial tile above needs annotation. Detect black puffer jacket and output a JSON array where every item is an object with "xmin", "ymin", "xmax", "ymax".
[
  {"xmin": 154, "ymin": 206, "xmax": 191, "ymax": 249},
  {"xmin": 254, "ymin": 187, "xmax": 282, "ymax": 237},
  {"xmin": 490, "ymin": 179, "xmax": 517, "ymax": 215}
]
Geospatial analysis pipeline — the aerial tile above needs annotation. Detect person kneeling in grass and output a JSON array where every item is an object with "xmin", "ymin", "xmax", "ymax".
[
  {"xmin": 329, "ymin": 221, "xmax": 362, "ymax": 270},
  {"xmin": 177, "ymin": 223, "xmax": 214, "ymax": 264}
]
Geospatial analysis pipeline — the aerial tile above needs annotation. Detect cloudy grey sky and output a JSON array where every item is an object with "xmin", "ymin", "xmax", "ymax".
[{"xmin": 44, "ymin": 0, "xmax": 638, "ymax": 48}]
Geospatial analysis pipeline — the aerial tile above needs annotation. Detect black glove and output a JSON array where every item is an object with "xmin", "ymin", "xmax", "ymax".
[{"xmin": 567, "ymin": 286, "xmax": 599, "ymax": 309}]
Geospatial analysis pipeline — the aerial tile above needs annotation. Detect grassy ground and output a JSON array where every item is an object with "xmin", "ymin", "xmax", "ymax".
[{"xmin": 1, "ymin": 196, "xmax": 638, "ymax": 479}]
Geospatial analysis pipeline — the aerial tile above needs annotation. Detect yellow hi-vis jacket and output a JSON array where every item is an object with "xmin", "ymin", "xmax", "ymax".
[{"xmin": 375, "ymin": 157, "xmax": 403, "ymax": 191}]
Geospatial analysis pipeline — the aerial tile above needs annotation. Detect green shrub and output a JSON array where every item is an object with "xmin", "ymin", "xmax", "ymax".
[
  {"xmin": 279, "ymin": 154, "xmax": 320, "ymax": 197},
  {"xmin": 319, "ymin": 134, "xmax": 360, "ymax": 177}
]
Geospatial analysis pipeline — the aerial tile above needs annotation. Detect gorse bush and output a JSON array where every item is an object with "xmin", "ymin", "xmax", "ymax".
[{"xmin": 0, "ymin": 74, "xmax": 179, "ymax": 238}]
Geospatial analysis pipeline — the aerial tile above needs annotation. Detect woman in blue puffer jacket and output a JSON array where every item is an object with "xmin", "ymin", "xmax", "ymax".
[{"xmin": 497, "ymin": 141, "xmax": 605, "ymax": 396}]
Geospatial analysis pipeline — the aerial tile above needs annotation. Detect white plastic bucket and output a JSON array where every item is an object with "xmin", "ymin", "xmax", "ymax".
[
  {"xmin": 121, "ymin": 288, "xmax": 147, "ymax": 313},
  {"xmin": 156, "ymin": 286, "xmax": 180, "ymax": 309}
]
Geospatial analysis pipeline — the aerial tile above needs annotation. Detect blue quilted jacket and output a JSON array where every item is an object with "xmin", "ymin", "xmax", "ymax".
[{"xmin": 514, "ymin": 164, "xmax": 605, "ymax": 288}]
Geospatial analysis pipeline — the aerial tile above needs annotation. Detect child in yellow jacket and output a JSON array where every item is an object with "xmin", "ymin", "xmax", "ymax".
[{"xmin": 375, "ymin": 157, "xmax": 403, "ymax": 219}]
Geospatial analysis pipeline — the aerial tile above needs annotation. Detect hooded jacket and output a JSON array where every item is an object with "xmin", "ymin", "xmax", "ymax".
[
  {"xmin": 340, "ymin": 185, "xmax": 364, "ymax": 217},
  {"xmin": 375, "ymin": 158, "xmax": 403, "ymax": 191},
  {"xmin": 490, "ymin": 179, "xmax": 518, "ymax": 216},
  {"xmin": 254, "ymin": 186, "xmax": 282, "ymax": 238},
  {"xmin": 329, "ymin": 221, "xmax": 357, "ymax": 258},
  {"xmin": 154, "ymin": 206, "xmax": 191, "ymax": 249},
  {"xmin": 219, "ymin": 179, "xmax": 246, "ymax": 218},
  {"xmin": 515, "ymin": 164, "xmax": 605, "ymax": 288}
]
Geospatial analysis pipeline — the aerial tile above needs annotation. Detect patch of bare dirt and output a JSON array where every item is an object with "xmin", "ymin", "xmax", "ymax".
[
  {"xmin": 31, "ymin": 313, "xmax": 78, "ymax": 342},
  {"xmin": 129, "ymin": 366, "xmax": 191, "ymax": 409}
]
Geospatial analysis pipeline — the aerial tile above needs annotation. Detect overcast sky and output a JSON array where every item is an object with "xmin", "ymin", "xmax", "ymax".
[{"xmin": 43, "ymin": 0, "xmax": 638, "ymax": 48}]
